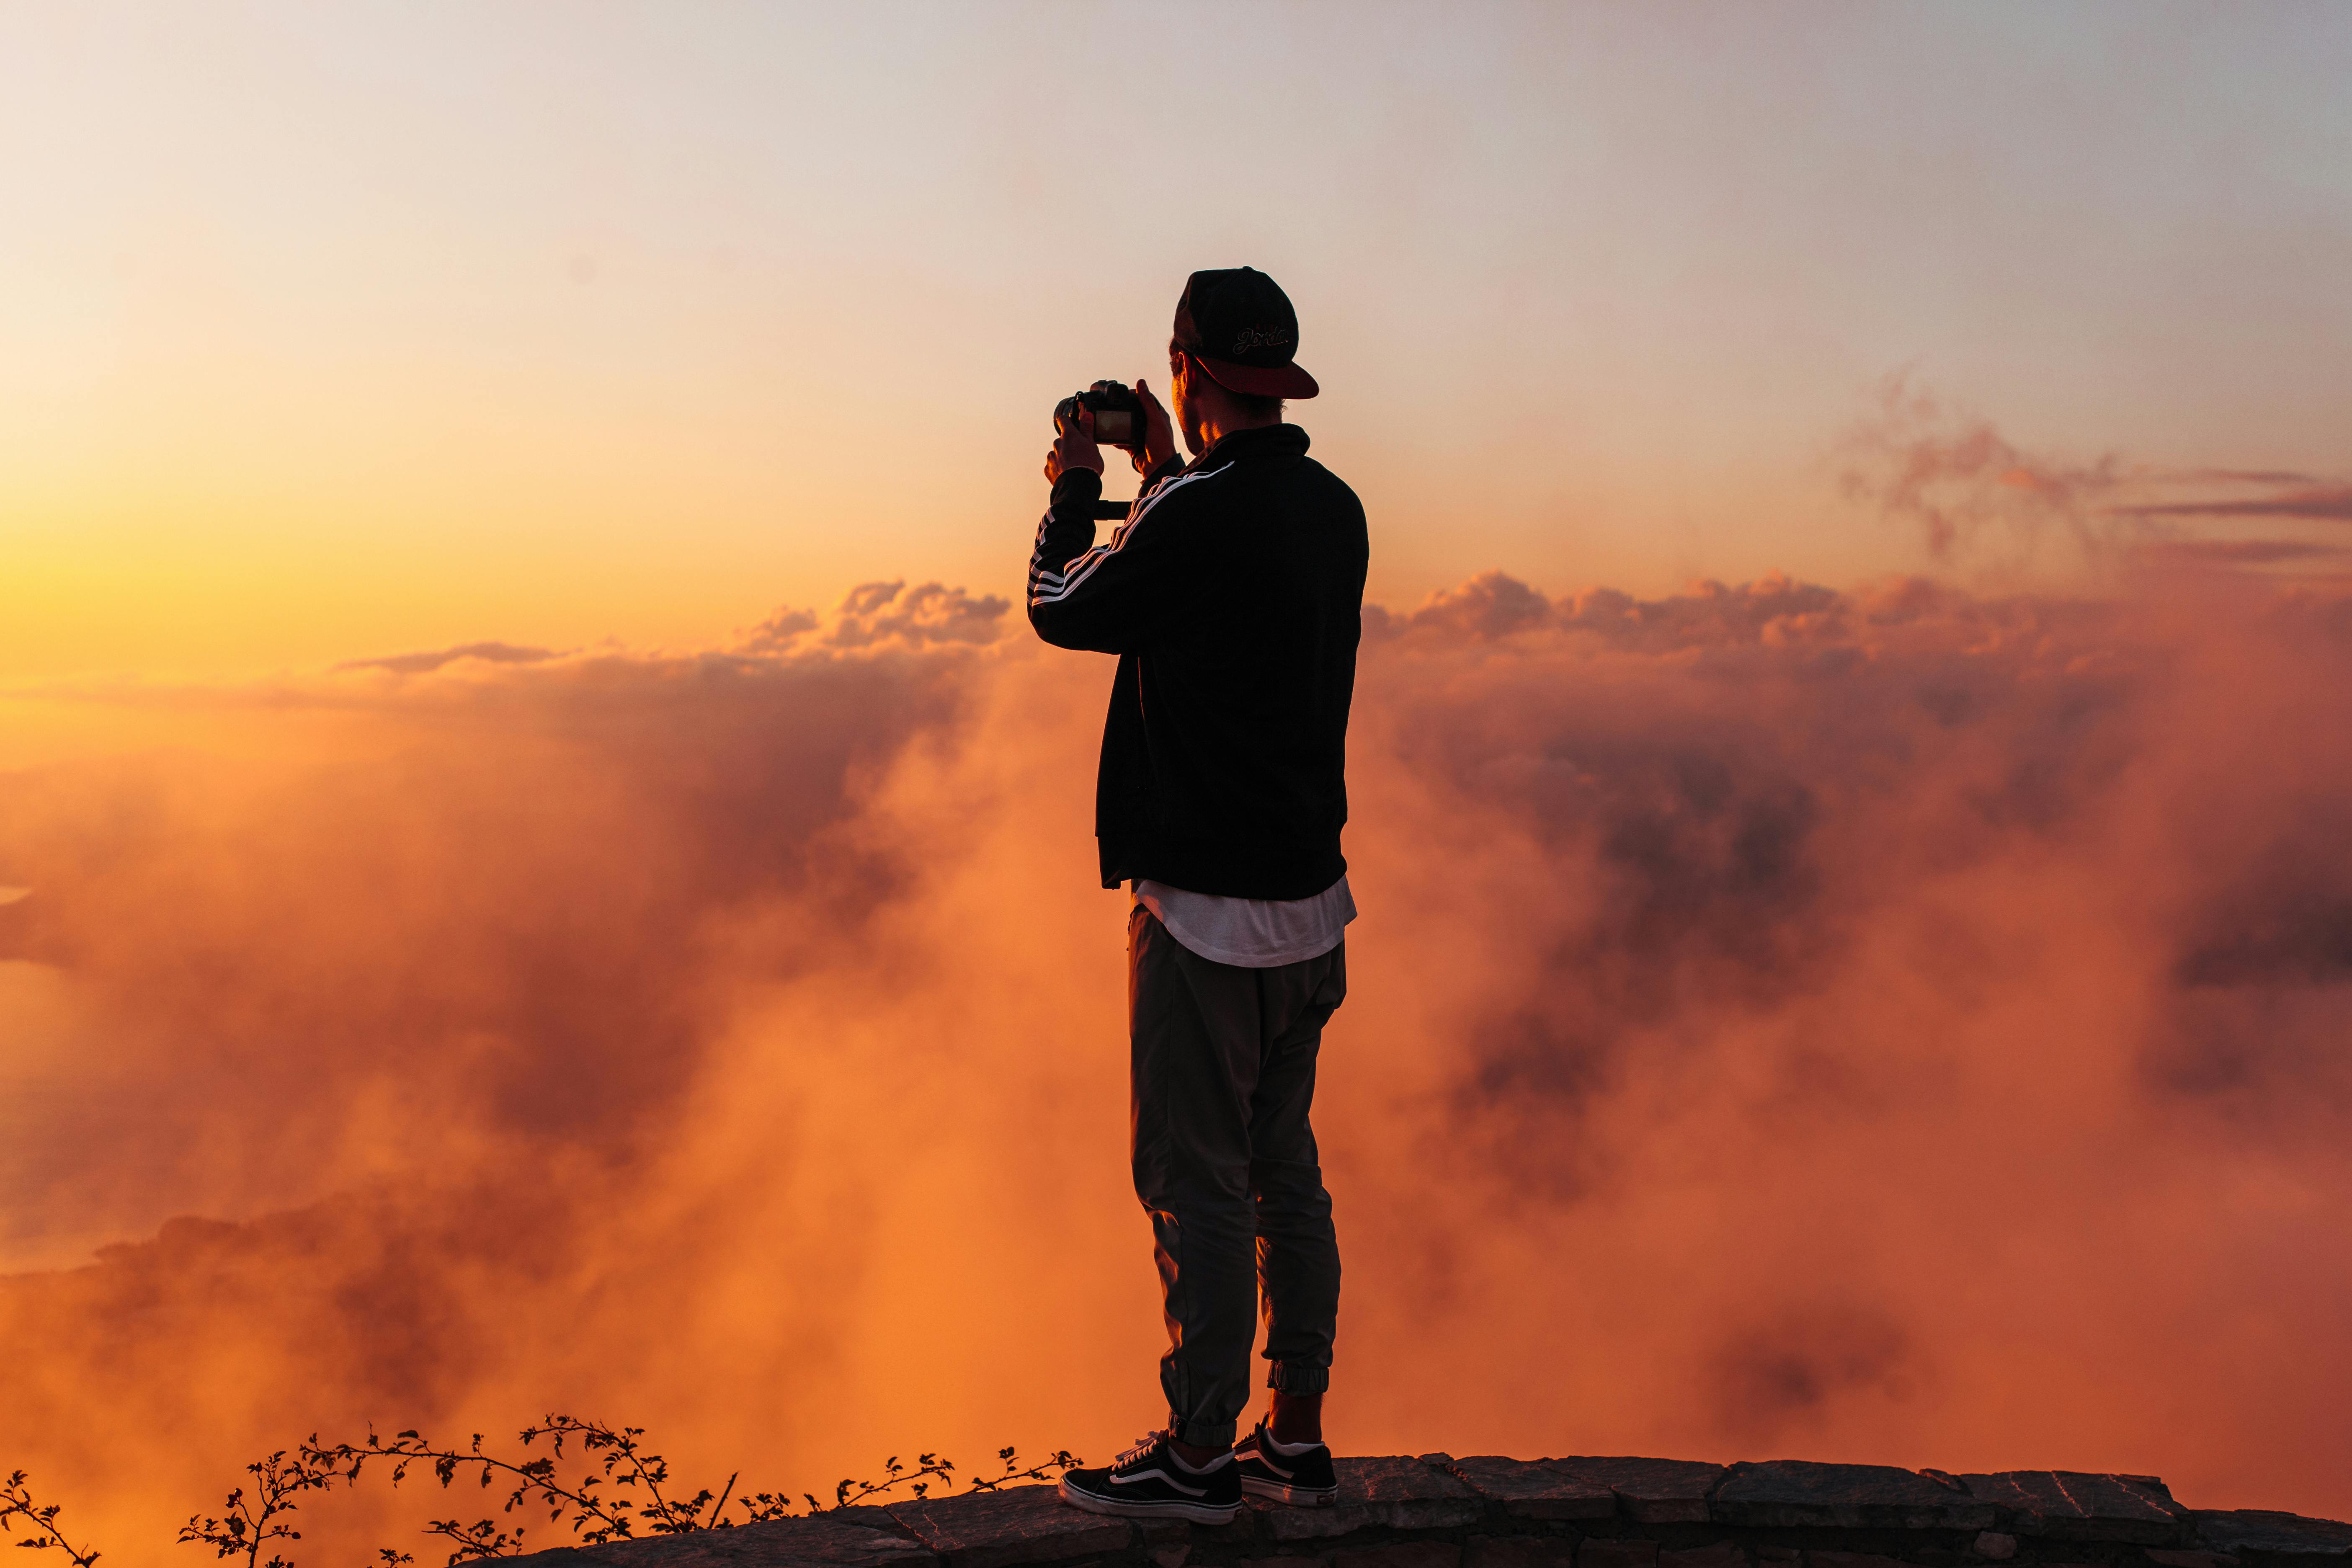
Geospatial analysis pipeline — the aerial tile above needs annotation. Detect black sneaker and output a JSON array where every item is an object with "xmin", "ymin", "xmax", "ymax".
[
  {"xmin": 1057, "ymin": 1431, "xmax": 1243, "ymax": 1523},
  {"xmin": 1233, "ymin": 1418, "xmax": 1338, "ymax": 1506}
]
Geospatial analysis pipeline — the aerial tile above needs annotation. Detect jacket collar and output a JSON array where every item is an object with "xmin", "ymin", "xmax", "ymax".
[{"xmin": 1186, "ymin": 422, "xmax": 1308, "ymax": 474}]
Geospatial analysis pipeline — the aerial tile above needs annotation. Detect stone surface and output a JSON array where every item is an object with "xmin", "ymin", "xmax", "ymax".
[
  {"xmin": 887, "ymin": 1486, "xmax": 1130, "ymax": 1568},
  {"xmin": 1713, "ymin": 1463, "xmax": 1994, "ymax": 1532},
  {"xmin": 1547, "ymin": 1459, "xmax": 1727, "ymax": 1524},
  {"xmin": 1333, "ymin": 1543, "xmax": 1463, "ymax": 1568},
  {"xmin": 2196, "ymin": 1513, "xmax": 2352, "ymax": 1559},
  {"xmin": 518, "ymin": 1510, "xmax": 934, "ymax": 1568},
  {"xmin": 1442, "ymin": 1456, "xmax": 1617, "ymax": 1521},
  {"xmin": 1948, "ymin": 1474, "xmax": 2184, "ymax": 1544},
  {"xmin": 1804, "ymin": 1553, "xmax": 1909, "ymax": 1568},
  {"xmin": 1346, "ymin": 1456, "xmax": 1481, "ymax": 1519},
  {"xmin": 1265, "ymin": 1457, "xmax": 1483, "ymax": 1542},
  {"xmin": 1578, "ymin": 1542, "xmax": 1660, "ymax": 1568},
  {"xmin": 496, "ymin": 1455, "xmax": 2352, "ymax": 1568},
  {"xmin": 1466, "ymin": 1536, "xmax": 1579, "ymax": 1568},
  {"xmin": 1187, "ymin": 1511, "xmax": 1264, "ymax": 1552},
  {"xmin": 1662, "ymin": 1545, "xmax": 1748, "ymax": 1568}
]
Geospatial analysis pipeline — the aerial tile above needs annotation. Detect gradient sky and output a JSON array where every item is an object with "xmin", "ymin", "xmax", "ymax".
[
  {"xmin": 3, "ymin": 1, "xmax": 2349, "ymax": 683},
  {"xmin": 12, "ymin": 6, "xmax": 2352, "ymax": 1532}
]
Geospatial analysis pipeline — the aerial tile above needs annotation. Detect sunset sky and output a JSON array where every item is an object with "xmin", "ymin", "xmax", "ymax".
[
  {"xmin": 7, "ymin": 6, "xmax": 2352, "ymax": 1560},
  {"xmin": 6, "ymin": 1, "xmax": 2347, "ymax": 688}
]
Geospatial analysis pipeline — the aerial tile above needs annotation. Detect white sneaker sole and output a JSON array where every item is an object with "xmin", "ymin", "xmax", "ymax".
[
  {"xmin": 1239, "ymin": 1475, "xmax": 1338, "ymax": 1507},
  {"xmin": 1057, "ymin": 1476, "xmax": 1243, "ymax": 1523}
]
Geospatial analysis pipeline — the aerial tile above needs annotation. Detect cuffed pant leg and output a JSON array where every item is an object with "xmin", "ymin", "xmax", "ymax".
[
  {"xmin": 1129, "ymin": 909, "xmax": 1262, "ymax": 1451},
  {"xmin": 1249, "ymin": 942, "xmax": 1345, "ymax": 1394}
]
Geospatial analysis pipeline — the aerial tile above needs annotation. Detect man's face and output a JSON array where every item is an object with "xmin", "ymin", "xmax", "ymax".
[{"xmin": 1169, "ymin": 343, "xmax": 1207, "ymax": 458}]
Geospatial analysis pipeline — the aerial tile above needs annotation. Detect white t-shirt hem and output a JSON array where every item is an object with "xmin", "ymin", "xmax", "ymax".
[
  {"xmin": 1132, "ymin": 873, "xmax": 1357, "ymax": 970},
  {"xmin": 1154, "ymin": 922, "xmax": 1347, "ymax": 970}
]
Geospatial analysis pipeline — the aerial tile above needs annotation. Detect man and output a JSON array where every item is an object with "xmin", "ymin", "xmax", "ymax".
[{"xmin": 1029, "ymin": 268, "xmax": 1367, "ymax": 1524}]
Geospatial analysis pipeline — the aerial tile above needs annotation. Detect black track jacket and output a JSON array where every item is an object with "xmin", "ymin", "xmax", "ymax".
[{"xmin": 1027, "ymin": 423, "xmax": 1367, "ymax": 900}]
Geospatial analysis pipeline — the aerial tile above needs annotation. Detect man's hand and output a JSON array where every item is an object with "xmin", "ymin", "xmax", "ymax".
[
  {"xmin": 1132, "ymin": 378, "xmax": 1179, "ymax": 476},
  {"xmin": 1044, "ymin": 400, "xmax": 1104, "ymax": 486}
]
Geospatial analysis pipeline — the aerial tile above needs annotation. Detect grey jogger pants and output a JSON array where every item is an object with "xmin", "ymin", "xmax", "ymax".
[{"xmin": 1127, "ymin": 906, "xmax": 1346, "ymax": 1450}]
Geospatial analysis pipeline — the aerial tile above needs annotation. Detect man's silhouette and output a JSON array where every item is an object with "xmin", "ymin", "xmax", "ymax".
[{"xmin": 1028, "ymin": 269, "xmax": 1367, "ymax": 1522}]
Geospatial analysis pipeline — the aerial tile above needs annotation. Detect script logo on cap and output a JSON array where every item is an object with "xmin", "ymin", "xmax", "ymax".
[{"xmin": 1232, "ymin": 326, "xmax": 1294, "ymax": 355}]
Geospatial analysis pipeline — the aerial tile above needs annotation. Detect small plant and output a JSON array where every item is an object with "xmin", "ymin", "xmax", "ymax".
[
  {"xmin": 2, "ymin": 1470, "xmax": 101, "ymax": 1568},
  {"xmin": 968, "ymin": 1447, "xmax": 1086, "ymax": 1496},
  {"xmin": 14, "ymin": 1417, "xmax": 1084, "ymax": 1568},
  {"xmin": 304, "ymin": 1417, "xmax": 727, "ymax": 1554},
  {"xmin": 730, "ymin": 1444, "xmax": 1081, "ymax": 1522},
  {"xmin": 307, "ymin": 1416, "xmax": 1083, "ymax": 1562},
  {"xmin": 736, "ymin": 1450, "xmax": 954, "ymax": 1522},
  {"xmin": 178, "ymin": 1450, "xmax": 335, "ymax": 1568}
]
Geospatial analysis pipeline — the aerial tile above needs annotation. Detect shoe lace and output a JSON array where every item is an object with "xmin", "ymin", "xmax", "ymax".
[{"xmin": 1114, "ymin": 1430, "xmax": 1170, "ymax": 1469}]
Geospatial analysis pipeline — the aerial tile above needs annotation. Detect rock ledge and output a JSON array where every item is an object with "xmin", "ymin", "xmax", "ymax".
[{"xmin": 504, "ymin": 1457, "xmax": 2352, "ymax": 1568}]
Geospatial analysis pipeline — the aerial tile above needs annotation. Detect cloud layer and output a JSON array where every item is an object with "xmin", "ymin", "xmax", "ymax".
[
  {"xmin": 4, "ymin": 564, "xmax": 2352, "ymax": 1564},
  {"xmin": 1839, "ymin": 376, "xmax": 2352, "ymax": 573}
]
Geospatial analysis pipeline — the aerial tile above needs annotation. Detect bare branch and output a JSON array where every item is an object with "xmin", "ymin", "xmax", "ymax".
[{"xmin": 2, "ymin": 1470, "xmax": 103, "ymax": 1568}]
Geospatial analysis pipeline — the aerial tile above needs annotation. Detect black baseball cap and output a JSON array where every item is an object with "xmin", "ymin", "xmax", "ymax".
[{"xmin": 1172, "ymin": 266, "xmax": 1320, "ymax": 400}]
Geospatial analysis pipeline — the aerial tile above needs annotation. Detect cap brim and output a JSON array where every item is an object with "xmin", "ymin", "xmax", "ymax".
[{"xmin": 1196, "ymin": 354, "xmax": 1319, "ymax": 400}]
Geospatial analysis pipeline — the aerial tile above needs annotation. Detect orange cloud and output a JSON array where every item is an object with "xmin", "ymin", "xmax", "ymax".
[{"xmin": 4, "ymin": 568, "xmax": 2351, "ymax": 1568}]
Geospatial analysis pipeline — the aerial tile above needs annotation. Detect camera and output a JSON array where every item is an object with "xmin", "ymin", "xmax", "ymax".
[{"xmin": 1058, "ymin": 381, "xmax": 1147, "ymax": 450}]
